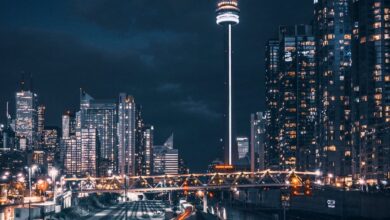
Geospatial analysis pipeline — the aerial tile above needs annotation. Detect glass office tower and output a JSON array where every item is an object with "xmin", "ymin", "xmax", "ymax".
[
  {"xmin": 117, "ymin": 93, "xmax": 136, "ymax": 176},
  {"xmin": 15, "ymin": 90, "xmax": 38, "ymax": 150},
  {"xmin": 80, "ymin": 90, "xmax": 117, "ymax": 176}
]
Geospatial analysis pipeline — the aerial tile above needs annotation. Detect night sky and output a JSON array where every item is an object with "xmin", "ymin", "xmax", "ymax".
[{"xmin": 0, "ymin": 0, "xmax": 312, "ymax": 171}]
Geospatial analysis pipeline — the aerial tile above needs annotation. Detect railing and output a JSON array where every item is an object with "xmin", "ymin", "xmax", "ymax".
[{"xmin": 63, "ymin": 170, "xmax": 319, "ymax": 193}]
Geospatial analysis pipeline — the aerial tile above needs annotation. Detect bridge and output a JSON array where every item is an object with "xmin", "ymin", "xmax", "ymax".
[{"xmin": 63, "ymin": 170, "xmax": 320, "ymax": 193}]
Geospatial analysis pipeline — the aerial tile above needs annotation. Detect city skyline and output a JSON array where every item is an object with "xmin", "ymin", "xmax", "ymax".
[
  {"xmin": 0, "ymin": 0, "xmax": 313, "ymax": 171},
  {"xmin": 1, "ymin": 1, "xmax": 390, "ymax": 219}
]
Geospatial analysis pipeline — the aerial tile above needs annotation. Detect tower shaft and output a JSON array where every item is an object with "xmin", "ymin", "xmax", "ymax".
[{"xmin": 228, "ymin": 24, "xmax": 232, "ymax": 165}]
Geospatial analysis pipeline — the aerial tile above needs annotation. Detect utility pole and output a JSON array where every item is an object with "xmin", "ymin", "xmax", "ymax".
[{"xmin": 125, "ymin": 175, "xmax": 128, "ymax": 220}]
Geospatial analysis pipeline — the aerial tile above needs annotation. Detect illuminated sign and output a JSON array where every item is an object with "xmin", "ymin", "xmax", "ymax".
[
  {"xmin": 215, "ymin": 165, "xmax": 234, "ymax": 169},
  {"xmin": 327, "ymin": 200, "xmax": 336, "ymax": 208}
]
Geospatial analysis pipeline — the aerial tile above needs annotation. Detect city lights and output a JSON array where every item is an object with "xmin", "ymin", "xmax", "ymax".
[{"xmin": 0, "ymin": 0, "xmax": 389, "ymax": 219}]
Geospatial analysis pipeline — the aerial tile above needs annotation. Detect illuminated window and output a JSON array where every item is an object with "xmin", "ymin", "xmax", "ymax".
[{"xmin": 370, "ymin": 34, "xmax": 381, "ymax": 41}]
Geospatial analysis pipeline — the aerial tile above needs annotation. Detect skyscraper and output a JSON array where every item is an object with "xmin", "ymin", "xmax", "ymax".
[
  {"xmin": 265, "ymin": 40, "xmax": 280, "ymax": 169},
  {"xmin": 314, "ymin": 0, "xmax": 353, "ymax": 179},
  {"xmin": 351, "ymin": 0, "xmax": 390, "ymax": 182},
  {"xmin": 62, "ymin": 111, "xmax": 76, "ymax": 139},
  {"xmin": 63, "ymin": 128, "xmax": 97, "ymax": 176},
  {"xmin": 63, "ymin": 136, "xmax": 79, "ymax": 175},
  {"xmin": 135, "ymin": 105, "xmax": 144, "ymax": 176},
  {"xmin": 42, "ymin": 127, "xmax": 59, "ymax": 150},
  {"xmin": 42, "ymin": 127, "xmax": 59, "ymax": 171},
  {"xmin": 0, "ymin": 124, "xmax": 5, "ymax": 155},
  {"xmin": 15, "ymin": 88, "xmax": 38, "ymax": 150},
  {"xmin": 141, "ymin": 125, "xmax": 154, "ymax": 175},
  {"xmin": 164, "ymin": 148, "xmax": 179, "ymax": 175},
  {"xmin": 216, "ymin": 0, "xmax": 240, "ymax": 165},
  {"xmin": 78, "ymin": 128, "xmax": 98, "ymax": 177},
  {"xmin": 37, "ymin": 105, "xmax": 45, "ymax": 134},
  {"xmin": 1, "ymin": 103, "xmax": 15, "ymax": 154},
  {"xmin": 276, "ymin": 25, "xmax": 318, "ymax": 171},
  {"xmin": 80, "ymin": 91, "xmax": 117, "ymax": 176},
  {"xmin": 153, "ymin": 134, "xmax": 178, "ymax": 175},
  {"xmin": 236, "ymin": 136, "xmax": 249, "ymax": 159},
  {"xmin": 250, "ymin": 112, "xmax": 266, "ymax": 171},
  {"xmin": 117, "ymin": 93, "xmax": 136, "ymax": 176}
]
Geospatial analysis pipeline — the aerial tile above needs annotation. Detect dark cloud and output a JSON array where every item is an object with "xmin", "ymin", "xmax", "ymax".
[
  {"xmin": 70, "ymin": 0, "xmax": 211, "ymax": 33},
  {"xmin": 0, "ymin": 0, "xmax": 313, "ymax": 171},
  {"xmin": 172, "ymin": 97, "xmax": 222, "ymax": 119},
  {"xmin": 156, "ymin": 83, "xmax": 182, "ymax": 92}
]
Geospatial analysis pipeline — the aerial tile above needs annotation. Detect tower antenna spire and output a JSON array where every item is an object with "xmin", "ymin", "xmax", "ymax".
[{"xmin": 6, "ymin": 101, "xmax": 11, "ymax": 127}]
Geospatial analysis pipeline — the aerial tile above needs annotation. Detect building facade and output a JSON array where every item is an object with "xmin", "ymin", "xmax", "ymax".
[
  {"xmin": 236, "ymin": 136, "xmax": 249, "ymax": 159},
  {"xmin": 140, "ymin": 125, "xmax": 154, "ymax": 175},
  {"xmin": 63, "ymin": 136, "xmax": 79, "ymax": 176},
  {"xmin": 274, "ymin": 25, "xmax": 318, "ymax": 171},
  {"xmin": 351, "ymin": 0, "xmax": 390, "ymax": 182},
  {"xmin": 63, "ymin": 129, "xmax": 97, "ymax": 176},
  {"xmin": 62, "ymin": 111, "xmax": 76, "ymax": 139},
  {"xmin": 80, "ymin": 91, "xmax": 117, "ymax": 176},
  {"xmin": 250, "ymin": 112, "xmax": 266, "ymax": 171},
  {"xmin": 37, "ymin": 105, "xmax": 45, "ymax": 134},
  {"xmin": 314, "ymin": 0, "xmax": 354, "ymax": 179},
  {"xmin": 117, "ymin": 93, "xmax": 136, "ymax": 175},
  {"xmin": 15, "ymin": 90, "xmax": 38, "ymax": 150},
  {"xmin": 265, "ymin": 40, "xmax": 281, "ymax": 169},
  {"xmin": 153, "ymin": 135, "xmax": 178, "ymax": 175}
]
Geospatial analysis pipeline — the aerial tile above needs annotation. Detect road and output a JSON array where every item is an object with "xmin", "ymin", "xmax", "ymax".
[{"xmin": 87, "ymin": 200, "xmax": 167, "ymax": 220}]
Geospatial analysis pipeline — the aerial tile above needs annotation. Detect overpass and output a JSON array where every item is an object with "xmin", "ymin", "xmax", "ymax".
[{"xmin": 63, "ymin": 170, "xmax": 319, "ymax": 193}]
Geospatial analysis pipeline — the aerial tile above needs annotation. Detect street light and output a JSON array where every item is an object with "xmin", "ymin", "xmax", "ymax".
[
  {"xmin": 25, "ymin": 165, "xmax": 37, "ymax": 220},
  {"xmin": 359, "ymin": 178, "xmax": 366, "ymax": 191},
  {"xmin": 107, "ymin": 169, "xmax": 112, "ymax": 177},
  {"xmin": 49, "ymin": 168, "xmax": 58, "ymax": 202},
  {"xmin": 25, "ymin": 165, "xmax": 38, "ymax": 200},
  {"xmin": 124, "ymin": 175, "xmax": 128, "ymax": 220}
]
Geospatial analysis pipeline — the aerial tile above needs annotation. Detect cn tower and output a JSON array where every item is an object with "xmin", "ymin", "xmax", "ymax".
[{"xmin": 216, "ymin": 0, "xmax": 239, "ymax": 165}]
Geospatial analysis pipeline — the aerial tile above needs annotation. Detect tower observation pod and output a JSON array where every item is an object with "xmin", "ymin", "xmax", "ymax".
[
  {"xmin": 216, "ymin": 0, "xmax": 239, "ymax": 166},
  {"xmin": 216, "ymin": 0, "xmax": 240, "ymax": 25}
]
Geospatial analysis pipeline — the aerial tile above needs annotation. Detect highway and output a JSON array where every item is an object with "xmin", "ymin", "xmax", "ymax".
[{"xmin": 87, "ymin": 200, "xmax": 167, "ymax": 220}]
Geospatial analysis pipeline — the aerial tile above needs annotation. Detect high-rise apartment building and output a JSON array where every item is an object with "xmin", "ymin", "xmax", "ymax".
[
  {"xmin": 78, "ymin": 128, "xmax": 98, "ymax": 177},
  {"xmin": 351, "ymin": 0, "xmax": 390, "ymax": 182},
  {"xmin": 63, "ymin": 128, "xmax": 97, "ymax": 176},
  {"xmin": 314, "ymin": 0, "xmax": 354, "ymax": 179},
  {"xmin": 63, "ymin": 136, "xmax": 79, "ymax": 175},
  {"xmin": 265, "ymin": 40, "xmax": 281, "ymax": 169},
  {"xmin": 275, "ymin": 25, "xmax": 318, "ymax": 171}
]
